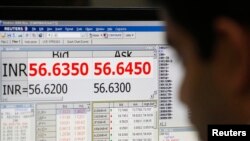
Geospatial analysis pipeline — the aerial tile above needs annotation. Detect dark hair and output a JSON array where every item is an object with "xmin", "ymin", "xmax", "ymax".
[{"xmin": 150, "ymin": 1, "xmax": 250, "ymax": 60}]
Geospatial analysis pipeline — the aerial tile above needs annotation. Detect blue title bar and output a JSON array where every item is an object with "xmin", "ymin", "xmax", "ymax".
[{"xmin": 0, "ymin": 26, "xmax": 165, "ymax": 32}]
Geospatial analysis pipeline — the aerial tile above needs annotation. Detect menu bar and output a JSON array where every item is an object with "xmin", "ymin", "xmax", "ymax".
[{"xmin": 0, "ymin": 26, "xmax": 164, "ymax": 32}]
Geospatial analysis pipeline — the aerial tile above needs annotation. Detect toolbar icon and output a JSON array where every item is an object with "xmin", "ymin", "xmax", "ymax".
[
  {"xmin": 0, "ymin": 33, "xmax": 6, "ymax": 39},
  {"xmin": 38, "ymin": 33, "xmax": 43, "ymax": 38},
  {"xmin": 7, "ymin": 33, "xmax": 12, "ymax": 38}
]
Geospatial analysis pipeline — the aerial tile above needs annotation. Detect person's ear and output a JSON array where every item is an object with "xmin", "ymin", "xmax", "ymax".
[{"xmin": 212, "ymin": 17, "xmax": 249, "ymax": 99}]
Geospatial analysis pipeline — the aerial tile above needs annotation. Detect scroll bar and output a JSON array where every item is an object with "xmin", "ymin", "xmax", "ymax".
[
  {"xmin": 154, "ymin": 111, "xmax": 158, "ymax": 129},
  {"xmin": 3, "ymin": 96, "xmax": 63, "ymax": 102}
]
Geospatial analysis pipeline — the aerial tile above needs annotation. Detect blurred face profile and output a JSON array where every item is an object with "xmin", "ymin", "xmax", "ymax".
[
  {"xmin": 165, "ymin": 15, "xmax": 250, "ymax": 141},
  {"xmin": 166, "ymin": 17, "xmax": 213, "ymax": 140}
]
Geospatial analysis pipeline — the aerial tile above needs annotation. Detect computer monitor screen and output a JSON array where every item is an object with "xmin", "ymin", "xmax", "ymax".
[{"xmin": 0, "ymin": 8, "xmax": 198, "ymax": 141}]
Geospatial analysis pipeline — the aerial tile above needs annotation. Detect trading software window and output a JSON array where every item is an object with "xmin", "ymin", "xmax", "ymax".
[{"xmin": 0, "ymin": 21, "xmax": 199, "ymax": 141}]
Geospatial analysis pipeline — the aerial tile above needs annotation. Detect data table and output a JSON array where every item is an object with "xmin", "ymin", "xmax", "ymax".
[
  {"xmin": 1, "ymin": 104, "xmax": 35, "ymax": 141},
  {"xmin": 93, "ymin": 101, "xmax": 158, "ymax": 141},
  {"xmin": 36, "ymin": 103, "xmax": 90, "ymax": 141}
]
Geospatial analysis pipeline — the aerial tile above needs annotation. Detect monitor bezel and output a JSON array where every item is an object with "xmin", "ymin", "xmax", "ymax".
[{"xmin": 0, "ymin": 7, "xmax": 160, "ymax": 21}]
